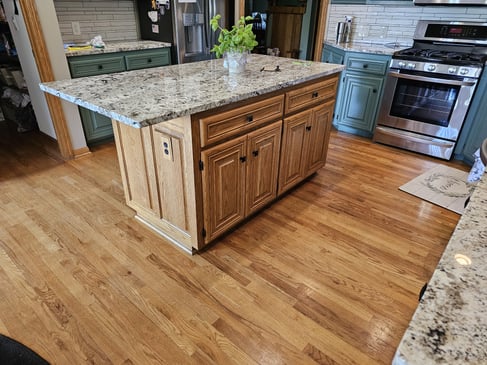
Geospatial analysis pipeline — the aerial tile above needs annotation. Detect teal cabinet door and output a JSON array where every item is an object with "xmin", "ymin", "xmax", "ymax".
[
  {"xmin": 331, "ymin": 50, "xmax": 390, "ymax": 138},
  {"xmin": 322, "ymin": 45, "xmax": 345, "ymax": 65},
  {"xmin": 336, "ymin": 74, "xmax": 383, "ymax": 135},
  {"xmin": 124, "ymin": 48, "xmax": 171, "ymax": 70},
  {"xmin": 78, "ymin": 107, "xmax": 113, "ymax": 144},
  {"xmin": 454, "ymin": 70, "xmax": 487, "ymax": 165}
]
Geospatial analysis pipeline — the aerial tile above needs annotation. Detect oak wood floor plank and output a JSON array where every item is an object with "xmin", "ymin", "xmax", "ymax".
[{"xmin": 0, "ymin": 128, "xmax": 465, "ymax": 364}]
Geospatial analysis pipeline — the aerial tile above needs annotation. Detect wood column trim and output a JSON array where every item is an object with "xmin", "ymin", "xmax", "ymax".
[
  {"xmin": 313, "ymin": 0, "xmax": 329, "ymax": 62},
  {"xmin": 18, "ymin": 0, "xmax": 74, "ymax": 160}
]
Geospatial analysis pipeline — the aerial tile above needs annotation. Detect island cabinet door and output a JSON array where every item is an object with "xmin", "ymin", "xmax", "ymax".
[
  {"xmin": 201, "ymin": 136, "xmax": 247, "ymax": 243},
  {"xmin": 278, "ymin": 110, "xmax": 311, "ymax": 195},
  {"xmin": 303, "ymin": 101, "xmax": 334, "ymax": 177},
  {"xmin": 246, "ymin": 121, "xmax": 282, "ymax": 216}
]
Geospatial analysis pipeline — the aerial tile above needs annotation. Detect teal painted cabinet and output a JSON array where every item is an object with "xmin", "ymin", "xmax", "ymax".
[
  {"xmin": 454, "ymin": 70, "xmax": 487, "ymax": 165},
  {"xmin": 322, "ymin": 44, "xmax": 390, "ymax": 138},
  {"xmin": 68, "ymin": 47, "xmax": 171, "ymax": 144}
]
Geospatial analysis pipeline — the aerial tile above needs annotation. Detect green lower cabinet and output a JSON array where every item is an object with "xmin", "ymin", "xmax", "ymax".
[
  {"xmin": 454, "ymin": 69, "xmax": 487, "ymax": 165},
  {"xmin": 322, "ymin": 46, "xmax": 345, "ymax": 65},
  {"xmin": 335, "ymin": 73, "xmax": 383, "ymax": 137},
  {"xmin": 78, "ymin": 107, "xmax": 114, "ymax": 144},
  {"xmin": 68, "ymin": 47, "xmax": 171, "ymax": 145},
  {"xmin": 328, "ymin": 48, "xmax": 390, "ymax": 138}
]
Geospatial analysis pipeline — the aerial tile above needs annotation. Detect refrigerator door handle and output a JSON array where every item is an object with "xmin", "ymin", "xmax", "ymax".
[{"xmin": 204, "ymin": 0, "xmax": 210, "ymax": 54}]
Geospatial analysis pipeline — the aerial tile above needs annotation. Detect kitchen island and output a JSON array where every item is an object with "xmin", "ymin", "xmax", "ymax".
[{"xmin": 41, "ymin": 54, "xmax": 344, "ymax": 253}]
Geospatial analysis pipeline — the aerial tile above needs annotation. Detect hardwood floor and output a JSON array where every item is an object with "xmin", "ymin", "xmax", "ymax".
[{"xmin": 0, "ymin": 122, "xmax": 467, "ymax": 364}]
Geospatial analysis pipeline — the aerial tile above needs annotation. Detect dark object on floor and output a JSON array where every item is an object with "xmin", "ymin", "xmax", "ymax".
[
  {"xmin": 419, "ymin": 283, "xmax": 428, "ymax": 301},
  {"xmin": 0, "ymin": 334, "xmax": 49, "ymax": 365}
]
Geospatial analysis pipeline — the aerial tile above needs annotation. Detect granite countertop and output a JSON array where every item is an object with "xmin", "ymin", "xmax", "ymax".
[
  {"xmin": 393, "ymin": 175, "xmax": 487, "ymax": 364},
  {"xmin": 40, "ymin": 54, "xmax": 344, "ymax": 128},
  {"xmin": 324, "ymin": 40, "xmax": 410, "ymax": 55},
  {"xmin": 65, "ymin": 40, "xmax": 172, "ymax": 57}
]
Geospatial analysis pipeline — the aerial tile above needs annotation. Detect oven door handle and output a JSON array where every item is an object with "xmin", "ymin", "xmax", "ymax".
[{"xmin": 389, "ymin": 72, "xmax": 476, "ymax": 87}]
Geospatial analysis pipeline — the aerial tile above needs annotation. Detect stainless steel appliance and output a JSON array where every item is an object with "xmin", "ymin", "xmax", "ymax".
[
  {"xmin": 373, "ymin": 20, "xmax": 487, "ymax": 160},
  {"xmin": 414, "ymin": 0, "xmax": 487, "ymax": 5},
  {"xmin": 137, "ymin": 0, "xmax": 233, "ymax": 64}
]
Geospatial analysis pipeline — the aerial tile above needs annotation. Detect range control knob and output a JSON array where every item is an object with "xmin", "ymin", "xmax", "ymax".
[
  {"xmin": 459, "ymin": 68, "xmax": 470, "ymax": 75},
  {"xmin": 407, "ymin": 63, "xmax": 416, "ymax": 69},
  {"xmin": 426, "ymin": 64, "xmax": 436, "ymax": 72},
  {"xmin": 398, "ymin": 61, "xmax": 406, "ymax": 68},
  {"xmin": 448, "ymin": 67, "xmax": 457, "ymax": 74}
]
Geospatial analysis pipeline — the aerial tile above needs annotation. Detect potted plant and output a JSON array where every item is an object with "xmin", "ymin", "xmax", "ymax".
[{"xmin": 210, "ymin": 14, "xmax": 258, "ymax": 74}]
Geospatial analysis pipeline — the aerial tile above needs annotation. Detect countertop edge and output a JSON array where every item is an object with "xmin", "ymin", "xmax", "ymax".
[{"xmin": 40, "ymin": 60, "xmax": 344, "ymax": 128}]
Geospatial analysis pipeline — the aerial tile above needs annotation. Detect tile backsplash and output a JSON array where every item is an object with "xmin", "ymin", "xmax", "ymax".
[
  {"xmin": 326, "ymin": 3, "xmax": 487, "ymax": 46},
  {"xmin": 54, "ymin": 0, "xmax": 139, "ymax": 44}
]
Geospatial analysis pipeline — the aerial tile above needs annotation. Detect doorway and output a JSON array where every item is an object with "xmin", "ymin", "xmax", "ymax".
[{"xmin": 244, "ymin": 0, "xmax": 325, "ymax": 60}]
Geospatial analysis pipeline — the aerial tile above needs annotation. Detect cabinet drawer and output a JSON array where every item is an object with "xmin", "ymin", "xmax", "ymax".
[
  {"xmin": 285, "ymin": 76, "xmax": 339, "ymax": 115},
  {"xmin": 125, "ymin": 48, "xmax": 171, "ymax": 70},
  {"xmin": 345, "ymin": 56, "xmax": 389, "ymax": 75},
  {"xmin": 68, "ymin": 55, "xmax": 125, "ymax": 78},
  {"xmin": 198, "ymin": 94, "xmax": 284, "ymax": 147}
]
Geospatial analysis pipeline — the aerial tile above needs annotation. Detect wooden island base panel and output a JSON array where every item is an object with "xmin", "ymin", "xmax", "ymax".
[
  {"xmin": 40, "ymin": 54, "xmax": 344, "ymax": 253},
  {"xmin": 112, "ymin": 75, "xmax": 339, "ymax": 253}
]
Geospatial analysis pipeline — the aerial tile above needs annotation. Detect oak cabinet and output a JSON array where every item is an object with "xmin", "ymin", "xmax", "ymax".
[
  {"xmin": 201, "ymin": 121, "xmax": 282, "ymax": 243},
  {"xmin": 278, "ymin": 101, "xmax": 334, "ymax": 195},
  {"xmin": 112, "ymin": 74, "xmax": 339, "ymax": 252}
]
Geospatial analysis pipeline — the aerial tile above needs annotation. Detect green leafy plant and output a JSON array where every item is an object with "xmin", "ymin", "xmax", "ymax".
[{"xmin": 210, "ymin": 14, "xmax": 258, "ymax": 58}]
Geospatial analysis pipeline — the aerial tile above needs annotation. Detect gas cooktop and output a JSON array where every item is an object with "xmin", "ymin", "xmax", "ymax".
[{"xmin": 394, "ymin": 47, "xmax": 487, "ymax": 66}]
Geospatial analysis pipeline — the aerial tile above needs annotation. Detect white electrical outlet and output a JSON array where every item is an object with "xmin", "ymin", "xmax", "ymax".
[
  {"xmin": 161, "ymin": 135, "xmax": 173, "ymax": 161},
  {"xmin": 72, "ymin": 21, "xmax": 81, "ymax": 36}
]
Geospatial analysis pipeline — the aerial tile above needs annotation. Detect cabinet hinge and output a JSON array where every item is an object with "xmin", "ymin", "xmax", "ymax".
[
  {"xmin": 202, "ymin": 228, "xmax": 206, "ymax": 238},
  {"xmin": 199, "ymin": 160, "xmax": 204, "ymax": 171}
]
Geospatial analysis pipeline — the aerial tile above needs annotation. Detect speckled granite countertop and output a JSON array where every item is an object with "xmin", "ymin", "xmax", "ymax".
[
  {"xmin": 65, "ymin": 40, "xmax": 171, "ymax": 57},
  {"xmin": 40, "ymin": 54, "xmax": 344, "ymax": 128},
  {"xmin": 393, "ymin": 175, "xmax": 487, "ymax": 364},
  {"xmin": 324, "ymin": 40, "xmax": 410, "ymax": 55}
]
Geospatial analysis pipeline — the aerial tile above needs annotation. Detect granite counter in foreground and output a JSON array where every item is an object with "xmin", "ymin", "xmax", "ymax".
[
  {"xmin": 393, "ymin": 175, "xmax": 487, "ymax": 364},
  {"xmin": 40, "ymin": 54, "xmax": 344, "ymax": 128}
]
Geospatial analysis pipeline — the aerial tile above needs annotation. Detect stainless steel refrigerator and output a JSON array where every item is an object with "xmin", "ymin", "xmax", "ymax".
[{"xmin": 137, "ymin": 0, "xmax": 233, "ymax": 64}]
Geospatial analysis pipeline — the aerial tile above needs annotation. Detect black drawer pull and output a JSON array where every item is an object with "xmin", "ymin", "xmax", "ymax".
[
  {"xmin": 252, "ymin": 150, "xmax": 259, "ymax": 157},
  {"xmin": 306, "ymin": 126, "xmax": 312, "ymax": 131},
  {"xmin": 148, "ymin": 58, "xmax": 152, "ymax": 63},
  {"xmin": 240, "ymin": 156, "xmax": 247, "ymax": 163},
  {"xmin": 98, "ymin": 65, "xmax": 103, "ymax": 70},
  {"xmin": 246, "ymin": 115, "xmax": 254, "ymax": 122},
  {"xmin": 363, "ymin": 64, "xmax": 368, "ymax": 69},
  {"xmin": 312, "ymin": 92, "xmax": 319, "ymax": 98}
]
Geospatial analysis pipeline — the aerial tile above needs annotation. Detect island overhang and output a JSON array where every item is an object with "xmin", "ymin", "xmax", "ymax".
[{"xmin": 40, "ymin": 54, "xmax": 344, "ymax": 128}]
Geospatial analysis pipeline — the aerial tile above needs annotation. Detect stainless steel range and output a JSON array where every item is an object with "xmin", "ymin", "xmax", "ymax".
[{"xmin": 373, "ymin": 20, "xmax": 487, "ymax": 160}]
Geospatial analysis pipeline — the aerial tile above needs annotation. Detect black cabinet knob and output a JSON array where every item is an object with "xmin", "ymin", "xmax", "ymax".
[
  {"xmin": 312, "ymin": 92, "xmax": 319, "ymax": 98},
  {"xmin": 98, "ymin": 65, "xmax": 103, "ymax": 70},
  {"xmin": 252, "ymin": 150, "xmax": 259, "ymax": 157},
  {"xmin": 240, "ymin": 156, "xmax": 247, "ymax": 163},
  {"xmin": 306, "ymin": 126, "xmax": 312, "ymax": 131},
  {"xmin": 148, "ymin": 58, "xmax": 152, "ymax": 63},
  {"xmin": 363, "ymin": 64, "xmax": 368, "ymax": 69},
  {"xmin": 246, "ymin": 115, "xmax": 254, "ymax": 122},
  {"xmin": 373, "ymin": 89, "xmax": 377, "ymax": 93}
]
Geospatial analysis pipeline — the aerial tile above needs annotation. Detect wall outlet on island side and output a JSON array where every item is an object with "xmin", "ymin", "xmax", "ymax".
[{"xmin": 161, "ymin": 135, "xmax": 173, "ymax": 161}]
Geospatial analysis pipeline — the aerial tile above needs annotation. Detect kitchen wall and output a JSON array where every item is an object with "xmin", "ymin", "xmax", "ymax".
[
  {"xmin": 53, "ymin": 0, "xmax": 139, "ymax": 44},
  {"xmin": 326, "ymin": 3, "xmax": 487, "ymax": 46}
]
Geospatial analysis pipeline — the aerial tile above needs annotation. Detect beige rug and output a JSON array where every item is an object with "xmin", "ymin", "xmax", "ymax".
[{"xmin": 399, "ymin": 165, "xmax": 475, "ymax": 214}]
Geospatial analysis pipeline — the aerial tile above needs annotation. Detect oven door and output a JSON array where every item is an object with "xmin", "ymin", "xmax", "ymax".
[{"xmin": 376, "ymin": 69, "xmax": 478, "ymax": 141}]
